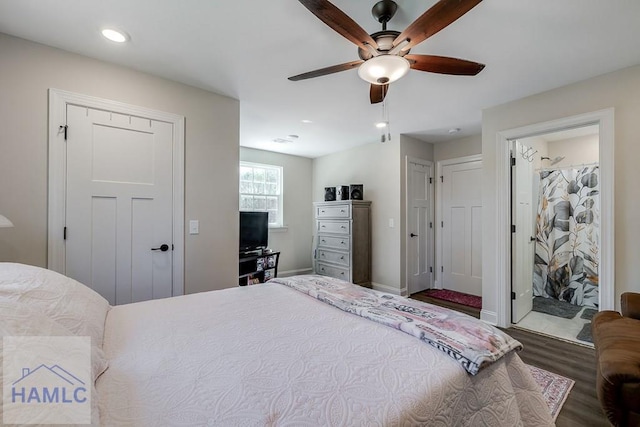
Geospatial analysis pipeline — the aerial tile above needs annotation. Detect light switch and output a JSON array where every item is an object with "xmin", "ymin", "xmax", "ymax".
[
  {"xmin": 189, "ymin": 220, "xmax": 199, "ymax": 235},
  {"xmin": 388, "ymin": 218, "xmax": 395, "ymax": 228}
]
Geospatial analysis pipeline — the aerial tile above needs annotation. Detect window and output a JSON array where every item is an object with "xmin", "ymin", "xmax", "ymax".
[{"xmin": 239, "ymin": 161, "xmax": 283, "ymax": 227}]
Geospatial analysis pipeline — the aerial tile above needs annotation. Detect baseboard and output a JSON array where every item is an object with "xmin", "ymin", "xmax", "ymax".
[
  {"xmin": 371, "ymin": 282, "xmax": 406, "ymax": 296},
  {"xmin": 480, "ymin": 309, "xmax": 498, "ymax": 326},
  {"xmin": 278, "ymin": 268, "xmax": 313, "ymax": 278}
]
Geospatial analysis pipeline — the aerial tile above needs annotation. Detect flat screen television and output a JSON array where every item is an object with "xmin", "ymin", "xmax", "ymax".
[{"xmin": 239, "ymin": 211, "xmax": 268, "ymax": 253}]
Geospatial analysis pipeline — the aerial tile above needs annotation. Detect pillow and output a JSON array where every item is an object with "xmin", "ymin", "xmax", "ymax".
[
  {"xmin": 0, "ymin": 300, "xmax": 107, "ymax": 426},
  {"xmin": 0, "ymin": 263, "xmax": 110, "ymax": 348}
]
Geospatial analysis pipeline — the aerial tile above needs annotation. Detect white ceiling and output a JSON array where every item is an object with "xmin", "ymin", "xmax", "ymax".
[{"xmin": 1, "ymin": 1, "xmax": 639, "ymax": 158}]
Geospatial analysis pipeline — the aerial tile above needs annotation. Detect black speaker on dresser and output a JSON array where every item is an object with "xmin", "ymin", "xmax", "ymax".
[
  {"xmin": 349, "ymin": 184, "xmax": 363, "ymax": 200},
  {"xmin": 324, "ymin": 187, "xmax": 336, "ymax": 201}
]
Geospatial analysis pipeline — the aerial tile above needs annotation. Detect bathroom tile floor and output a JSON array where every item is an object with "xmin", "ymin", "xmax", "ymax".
[{"xmin": 514, "ymin": 306, "xmax": 594, "ymax": 347}]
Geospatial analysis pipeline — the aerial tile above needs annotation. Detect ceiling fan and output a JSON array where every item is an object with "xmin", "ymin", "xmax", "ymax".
[{"xmin": 288, "ymin": 0, "xmax": 485, "ymax": 104}]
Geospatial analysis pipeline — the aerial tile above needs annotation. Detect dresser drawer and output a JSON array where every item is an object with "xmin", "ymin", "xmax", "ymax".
[
  {"xmin": 318, "ymin": 235, "xmax": 350, "ymax": 251},
  {"xmin": 316, "ymin": 204, "xmax": 350, "ymax": 219},
  {"xmin": 317, "ymin": 220, "xmax": 350, "ymax": 235},
  {"xmin": 316, "ymin": 262, "xmax": 349, "ymax": 281},
  {"xmin": 317, "ymin": 249, "xmax": 349, "ymax": 267}
]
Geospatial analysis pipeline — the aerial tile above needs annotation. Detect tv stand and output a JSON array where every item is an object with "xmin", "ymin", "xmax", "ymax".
[{"xmin": 238, "ymin": 250, "xmax": 280, "ymax": 286}]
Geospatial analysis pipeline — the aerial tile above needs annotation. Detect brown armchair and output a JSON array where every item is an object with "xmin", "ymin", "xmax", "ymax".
[{"xmin": 592, "ymin": 292, "xmax": 640, "ymax": 426}]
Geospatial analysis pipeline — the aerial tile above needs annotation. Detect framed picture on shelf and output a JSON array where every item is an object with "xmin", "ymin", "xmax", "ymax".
[
  {"xmin": 264, "ymin": 269, "xmax": 273, "ymax": 281},
  {"xmin": 256, "ymin": 258, "xmax": 264, "ymax": 272},
  {"xmin": 267, "ymin": 255, "xmax": 276, "ymax": 268}
]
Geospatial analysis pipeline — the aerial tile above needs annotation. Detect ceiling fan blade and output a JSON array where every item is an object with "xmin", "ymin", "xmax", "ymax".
[
  {"xmin": 393, "ymin": 0, "xmax": 483, "ymax": 49},
  {"xmin": 406, "ymin": 54, "xmax": 485, "ymax": 75},
  {"xmin": 288, "ymin": 60, "xmax": 364, "ymax": 81},
  {"xmin": 299, "ymin": 0, "xmax": 378, "ymax": 50},
  {"xmin": 370, "ymin": 84, "xmax": 389, "ymax": 104}
]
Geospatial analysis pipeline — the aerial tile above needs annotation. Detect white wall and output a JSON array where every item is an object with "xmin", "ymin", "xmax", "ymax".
[
  {"xmin": 0, "ymin": 33, "xmax": 240, "ymax": 294},
  {"xmin": 548, "ymin": 134, "xmax": 599, "ymax": 168},
  {"xmin": 240, "ymin": 147, "xmax": 313, "ymax": 274},
  {"xmin": 482, "ymin": 64, "xmax": 640, "ymax": 317},
  {"xmin": 312, "ymin": 139, "xmax": 401, "ymax": 291}
]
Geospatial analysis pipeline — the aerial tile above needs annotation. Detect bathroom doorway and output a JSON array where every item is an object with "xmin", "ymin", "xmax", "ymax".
[{"xmin": 511, "ymin": 124, "xmax": 600, "ymax": 345}]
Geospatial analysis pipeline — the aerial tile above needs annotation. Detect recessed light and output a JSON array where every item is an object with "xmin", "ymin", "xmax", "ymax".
[
  {"xmin": 301, "ymin": 120, "xmax": 312, "ymax": 124},
  {"xmin": 101, "ymin": 28, "xmax": 128, "ymax": 43},
  {"xmin": 448, "ymin": 127, "xmax": 461, "ymax": 134},
  {"xmin": 375, "ymin": 122, "xmax": 388, "ymax": 129}
]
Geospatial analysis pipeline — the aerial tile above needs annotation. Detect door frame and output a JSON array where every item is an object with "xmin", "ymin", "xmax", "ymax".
[
  {"xmin": 494, "ymin": 109, "xmax": 614, "ymax": 327},
  {"xmin": 435, "ymin": 154, "xmax": 482, "ymax": 290},
  {"xmin": 404, "ymin": 156, "xmax": 434, "ymax": 294},
  {"xmin": 47, "ymin": 88, "xmax": 185, "ymax": 297}
]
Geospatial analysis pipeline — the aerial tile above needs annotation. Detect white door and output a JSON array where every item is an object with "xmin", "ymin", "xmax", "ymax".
[
  {"xmin": 441, "ymin": 159, "xmax": 482, "ymax": 296},
  {"xmin": 511, "ymin": 141, "xmax": 535, "ymax": 322},
  {"xmin": 407, "ymin": 159, "xmax": 433, "ymax": 294},
  {"xmin": 65, "ymin": 104, "xmax": 174, "ymax": 305}
]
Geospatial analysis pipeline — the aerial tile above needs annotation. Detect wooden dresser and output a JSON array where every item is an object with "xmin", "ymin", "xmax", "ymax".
[{"xmin": 313, "ymin": 200, "xmax": 371, "ymax": 287}]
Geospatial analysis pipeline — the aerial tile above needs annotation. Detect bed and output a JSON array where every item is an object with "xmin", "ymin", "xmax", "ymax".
[{"xmin": 0, "ymin": 263, "xmax": 553, "ymax": 426}]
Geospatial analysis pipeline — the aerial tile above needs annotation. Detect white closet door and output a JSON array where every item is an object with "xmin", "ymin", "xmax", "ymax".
[
  {"xmin": 407, "ymin": 160, "xmax": 433, "ymax": 294},
  {"xmin": 65, "ymin": 105, "xmax": 174, "ymax": 305},
  {"xmin": 441, "ymin": 160, "xmax": 482, "ymax": 296}
]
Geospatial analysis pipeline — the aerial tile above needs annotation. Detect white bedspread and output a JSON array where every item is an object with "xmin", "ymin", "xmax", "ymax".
[{"xmin": 97, "ymin": 283, "xmax": 553, "ymax": 426}]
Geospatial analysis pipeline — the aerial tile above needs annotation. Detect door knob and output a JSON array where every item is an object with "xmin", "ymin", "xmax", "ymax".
[
  {"xmin": 151, "ymin": 244, "xmax": 170, "ymax": 252},
  {"xmin": 410, "ymin": 233, "xmax": 418, "ymax": 237},
  {"xmin": 530, "ymin": 236, "xmax": 536, "ymax": 242}
]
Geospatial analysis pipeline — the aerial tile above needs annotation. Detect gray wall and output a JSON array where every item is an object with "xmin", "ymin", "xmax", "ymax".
[
  {"xmin": 312, "ymin": 139, "xmax": 401, "ymax": 292},
  {"xmin": 0, "ymin": 33, "xmax": 240, "ymax": 294},
  {"xmin": 433, "ymin": 134, "xmax": 482, "ymax": 161},
  {"xmin": 240, "ymin": 147, "xmax": 313, "ymax": 274},
  {"xmin": 482, "ymin": 64, "xmax": 640, "ymax": 316}
]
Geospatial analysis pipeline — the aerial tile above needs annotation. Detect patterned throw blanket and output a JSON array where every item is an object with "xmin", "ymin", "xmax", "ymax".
[{"xmin": 269, "ymin": 275, "xmax": 522, "ymax": 375}]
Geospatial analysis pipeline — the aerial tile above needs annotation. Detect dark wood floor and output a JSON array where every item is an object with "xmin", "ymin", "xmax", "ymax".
[{"xmin": 409, "ymin": 292, "xmax": 610, "ymax": 427}]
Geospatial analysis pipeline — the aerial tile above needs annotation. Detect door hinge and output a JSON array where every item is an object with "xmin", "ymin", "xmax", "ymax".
[
  {"xmin": 441, "ymin": 221, "xmax": 444, "ymax": 228},
  {"xmin": 172, "ymin": 244, "xmax": 174, "ymax": 251},
  {"xmin": 429, "ymin": 266, "xmax": 433, "ymax": 273},
  {"xmin": 63, "ymin": 226, "xmax": 67, "ymax": 240},
  {"xmin": 429, "ymin": 222, "xmax": 433, "ymax": 229},
  {"xmin": 60, "ymin": 125, "xmax": 68, "ymax": 141},
  {"xmin": 511, "ymin": 291, "xmax": 516, "ymax": 300},
  {"xmin": 429, "ymin": 177, "xmax": 433, "ymax": 184},
  {"xmin": 511, "ymin": 224, "xmax": 516, "ymax": 233},
  {"xmin": 441, "ymin": 266, "xmax": 444, "ymax": 273},
  {"xmin": 440, "ymin": 175, "xmax": 444, "ymax": 183},
  {"xmin": 510, "ymin": 156, "xmax": 516, "ymax": 167}
]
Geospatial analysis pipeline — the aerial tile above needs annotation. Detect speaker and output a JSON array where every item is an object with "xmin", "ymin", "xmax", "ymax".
[
  {"xmin": 338, "ymin": 185, "xmax": 349, "ymax": 200},
  {"xmin": 324, "ymin": 187, "xmax": 336, "ymax": 201},
  {"xmin": 349, "ymin": 184, "xmax": 363, "ymax": 200}
]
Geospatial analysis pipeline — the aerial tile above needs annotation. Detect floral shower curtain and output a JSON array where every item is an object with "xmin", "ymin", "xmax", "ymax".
[{"xmin": 533, "ymin": 165, "xmax": 600, "ymax": 308}]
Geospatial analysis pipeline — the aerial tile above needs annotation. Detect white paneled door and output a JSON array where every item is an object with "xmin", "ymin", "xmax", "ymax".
[
  {"xmin": 65, "ymin": 105, "xmax": 174, "ymax": 305},
  {"xmin": 441, "ymin": 159, "xmax": 482, "ymax": 296},
  {"xmin": 511, "ymin": 141, "xmax": 535, "ymax": 323},
  {"xmin": 407, "ymin": 159, "xmax": 433, "ymax": 294}
]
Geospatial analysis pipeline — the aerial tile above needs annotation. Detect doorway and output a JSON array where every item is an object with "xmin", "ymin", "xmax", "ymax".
[
  {"xmin": 437, "ymin": 155, "xmax": 483, "ymax": 296},
  {"xmin": 48, "ymin": 89, "xmax": 185, "ymax": 305},
  {"xmin": 405, "ymin": 157, "xmax": 434, "ymax": 295},
  {"xmin": 511, "ymin": 125, "xmax": 601, "ymax": 345}
]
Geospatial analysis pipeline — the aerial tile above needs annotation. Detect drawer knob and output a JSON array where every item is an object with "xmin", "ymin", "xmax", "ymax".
[
  {"xmin": 322, "ymin": 225, "xmax": 326, "ymax": 228},
  {"xmin": 341, "ymin": 272, "xmax": 345, "ymax": 275},
  {"xmin": 321, "ymin": 239, "xmax": 326, "ymax": 242},
  {"xmin": 341, "ymin": 241, "xmax": 345, "ymax": 244},
  {"xmin": 321, "ymin": 210, "xmax": 325, "ymax": 213},
  {"xmin": 322, "ymin": 253, "xmax": 325, "ymax": 256},
  {"xmin": 340, "ymin": 256, "xmax": 344, "ymax": 260}
]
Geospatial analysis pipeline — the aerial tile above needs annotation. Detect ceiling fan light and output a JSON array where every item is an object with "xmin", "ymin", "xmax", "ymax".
[{"xmin": 358, "ymin": 55, "xmax": 410, "ymax": 85}]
